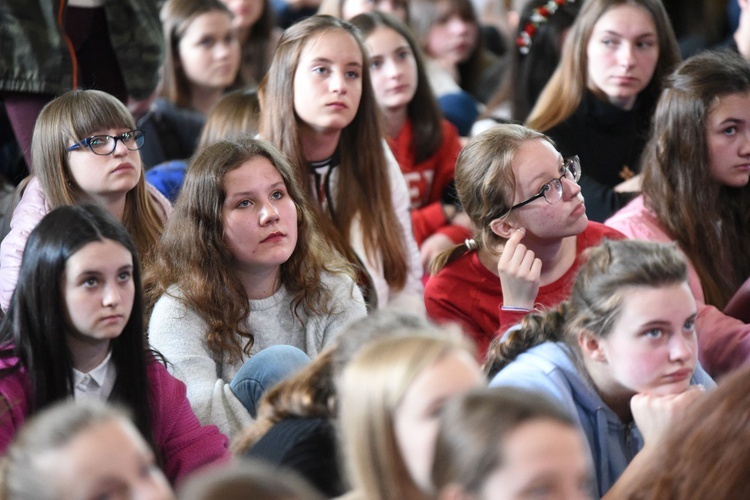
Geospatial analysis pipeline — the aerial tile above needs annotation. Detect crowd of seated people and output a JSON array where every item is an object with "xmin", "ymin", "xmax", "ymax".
[{"xmin": 1, "ymin": 1, "xmax": 750, "ymax": 498}]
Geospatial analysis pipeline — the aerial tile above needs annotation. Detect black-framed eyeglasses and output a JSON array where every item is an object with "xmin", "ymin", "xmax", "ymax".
[
  {"xmin": 68, "ymin": 130, "xmax": 145, "ymax": 156},
  {"xmin": 491, "ymin": 156, "xmax": 582, "ymax": 220}
]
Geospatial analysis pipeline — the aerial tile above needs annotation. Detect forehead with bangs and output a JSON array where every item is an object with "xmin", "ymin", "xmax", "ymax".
[
  {"xmin": 61, "ymin": 91, "xmax": 135, "ymax": 141},
  {"xmin": 436, "ymin": 0, "xmax": 476, "ymax": 22},
  {"xmin": 297, "ymin": 26, "xmax": 361, "ymax": 58}
]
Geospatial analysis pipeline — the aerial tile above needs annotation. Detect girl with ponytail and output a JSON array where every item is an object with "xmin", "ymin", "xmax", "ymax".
[
  {"xmin": 425, "ymin": 124, "xmax": 622, "ymax": 356},
  {"xmin": 487, "ymin": 239, "xmax": 714, "ymax": 497}
]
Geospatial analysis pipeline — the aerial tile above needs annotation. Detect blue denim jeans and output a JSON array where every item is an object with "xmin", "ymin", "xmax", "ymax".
[{"xmin": 229, "ymin": 345, "xmax": 311, "ymax": 418}]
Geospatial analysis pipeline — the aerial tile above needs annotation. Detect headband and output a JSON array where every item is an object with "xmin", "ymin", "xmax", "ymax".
[{"xmin": 515, "ymin": 0, "xmax": 576, "ymax": 55}]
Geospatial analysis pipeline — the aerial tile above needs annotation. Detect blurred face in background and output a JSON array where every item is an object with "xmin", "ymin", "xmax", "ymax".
[{"xmin": 586, "ymin": 4, "xmax": 658, "ymax": 110}]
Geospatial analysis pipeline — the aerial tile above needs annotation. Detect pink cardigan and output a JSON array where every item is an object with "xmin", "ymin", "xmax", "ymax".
[
  {"xmin": 0, "ymin": 356, "xmax": 230, "ymax": 485},
  {"xmin": 606, "ymin": 195, "xmax": 750, "ymax": 377},
  {"xmin": 0, "ymin": 176, "xmax": 172, "ymax": 311}
]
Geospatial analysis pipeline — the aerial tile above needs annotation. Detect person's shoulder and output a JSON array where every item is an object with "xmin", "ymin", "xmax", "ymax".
[
  {"xmin": 581, "ymin": 220, "xmax": 626, "ymax": 244},
  {"xmin": 490, "ymin": 343, "xmax": 577, "ymax": 400},
  {"xmin": 320, "ymin": 269, "xmax": 353, "ymax": 286},
  {"xmin": 153, "ymin": 285, "xmax": 187, "ymax": 306},
  {"xmin": 440, "ymin": 118, "xmax": 460, "ymax": 138},
  {"xmin": 150, "ymin": 286, "xmax": 199, "ymax": 326},
  {"xmin": 604, "ymin": 196, "xmax": 666, "ymax": 239},
  {"xmin": 426, "ymin": 249, "xmax": 477, "ymax": 287},
  {"xmin": 14, "ymin": 177, "xmax": 47, "ymax": 212},
  {"xmin": 319, "ymin": 270, "xmax": 360, "ymax": 298},
  {"xmin": 496, "ymin": 342, "xmax": 572, "ymax": 375}
]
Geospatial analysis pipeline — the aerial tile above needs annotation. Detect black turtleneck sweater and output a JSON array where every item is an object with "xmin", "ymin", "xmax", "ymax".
[{"xmin": 545, "ymin": 90, "xmax": 653, "ymax": 222}]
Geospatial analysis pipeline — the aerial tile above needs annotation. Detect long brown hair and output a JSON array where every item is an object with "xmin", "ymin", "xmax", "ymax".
[
  {"xmin": 526, "ymin": 0, "xmax": 680, "ymax": 132},
  {"xmin": 408, "ymin": 0, "xmax": 486, "ymax": 99},
  {"xmin": 259, "ymin": 15, "xmax": 409, "ymax": 291},
  {"xmin": 236, "ymin": 0, "xmax": 277, "ymax": 88},
  {"xmin": 30, "ymin": 89, "xmax": 166, "ymax": 264},
  {"xmin": 160, "ymin": 0, "xmax": 235, "ymax": 109},
  {"xmin": 350, "ymin": 11, "xmax": 444, "ymax": 164},
  {"xmin": 144, "ymin": 138, "xmax": 354, "ymax": 362},
  {"xmin": 640, "ymin": 49, "xmax": 750, "ymax": 310}
]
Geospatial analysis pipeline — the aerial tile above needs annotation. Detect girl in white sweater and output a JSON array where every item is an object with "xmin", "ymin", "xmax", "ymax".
[{"xmin": 146, "ymin": 138, "xmax": 366, "ymax": 438}]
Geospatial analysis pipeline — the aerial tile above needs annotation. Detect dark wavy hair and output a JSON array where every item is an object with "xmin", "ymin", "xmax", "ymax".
[{"xmin": 0, "ymin": 204, "xmax": 155, "ymax": 448}]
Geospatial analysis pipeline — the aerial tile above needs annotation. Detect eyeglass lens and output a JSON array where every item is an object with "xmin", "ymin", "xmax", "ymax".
[
  {"xmin": 541, "ymin": 157, "xmax": 580, "ymax": 205},
  {"xmin": 89, "ymin": 131, "xmax": 144, "ymax": 155}
]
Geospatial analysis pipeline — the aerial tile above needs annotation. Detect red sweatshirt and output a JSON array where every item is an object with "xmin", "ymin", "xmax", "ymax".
[
  {"xmin": 424, "ymin": 222, "xmax": 624, "ymax": 357},
  {"xmin": 387, "ymin": 118, "xmax": 470, "ymax": 246}
]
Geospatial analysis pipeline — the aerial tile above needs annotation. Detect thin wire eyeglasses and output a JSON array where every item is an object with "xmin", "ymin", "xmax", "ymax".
[
  {"xmin": 492, "ymin": 155, "xmax": 581, "ymax": 220},
  {"xmin": 67, "ymin": 130, "xmax": 145, "ymax": 156}
]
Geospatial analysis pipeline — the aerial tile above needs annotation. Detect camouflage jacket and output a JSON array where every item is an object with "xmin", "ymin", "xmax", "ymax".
[{"xmin": 0, "ymin": 0, "xmax": 162, "ymax": 99}]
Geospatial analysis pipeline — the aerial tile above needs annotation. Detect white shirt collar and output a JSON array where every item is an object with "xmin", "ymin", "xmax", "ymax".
[{"xmin": 72, "ymin": 350, "xmax": 117, "ymax": 402}]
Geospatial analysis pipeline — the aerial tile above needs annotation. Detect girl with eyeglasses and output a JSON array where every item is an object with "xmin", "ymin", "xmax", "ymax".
[
  {"xmin": 426, "ymin": 124, "xmax": 623, "ymax": 356},
  {"xmin": 0, "ymin": 89, "xmax": 171, "ymax": 312},
  {"xmin": 606, "ymin": 50, "xmax": 750, "ymax": 378}
]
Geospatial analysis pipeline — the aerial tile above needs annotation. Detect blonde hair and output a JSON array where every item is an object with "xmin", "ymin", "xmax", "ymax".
[
  {"xmin": 197, "ymin": 88, "xmax": 261, "ymax": 150},
  {"xmin": 1, "ymin": 401, "xmax": 137, "ymax": 500},
  {"xmin": 431, "ymin": 124, "xmax": 550, "ymax": 273},
  {"xmin": 338, "ymin": 330, "xmax": 474, "ymax": 500},
  {"xmin": 640, "ymin": 50, "xmax": 750, "ymax": 309},
  {"xmin": 432, "ymin": 387, "xmax": 576, "ymax": 494},
  {"xmin": 29, "ymin": 89, "xmax": 166, "ymax": 263},
  {"xmin": 526, "ymin": 0, "xmax": 680, "ymax": 132}
]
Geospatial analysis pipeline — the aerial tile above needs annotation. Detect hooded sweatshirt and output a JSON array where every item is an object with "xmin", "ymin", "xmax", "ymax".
[{"xmin": 489, "ymin": 341, "xmax": 714, "ymax": 497}]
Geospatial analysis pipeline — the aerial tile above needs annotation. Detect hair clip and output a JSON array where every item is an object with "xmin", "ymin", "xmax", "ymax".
[
  {"xmin": 465, "ymin": 239, "xmax": 478, "ymax": 251},
  {"xmin": 515, "ymin": 0, "xmax": 575, "ymax": 55}
]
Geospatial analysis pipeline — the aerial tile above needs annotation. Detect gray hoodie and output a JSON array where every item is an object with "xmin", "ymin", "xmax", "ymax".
[{"xmin": 490, "ymin": 341, "xmax": 714, "ymax": 498}]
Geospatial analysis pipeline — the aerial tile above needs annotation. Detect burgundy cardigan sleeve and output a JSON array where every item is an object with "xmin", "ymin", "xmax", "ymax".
[
  {"xmin": 0, "ymin": 364, "xmax": 30, "ymax": 454},
  {"xmin": 147, "ymin": 362, "xmax": 230, "ymax": 486}
]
